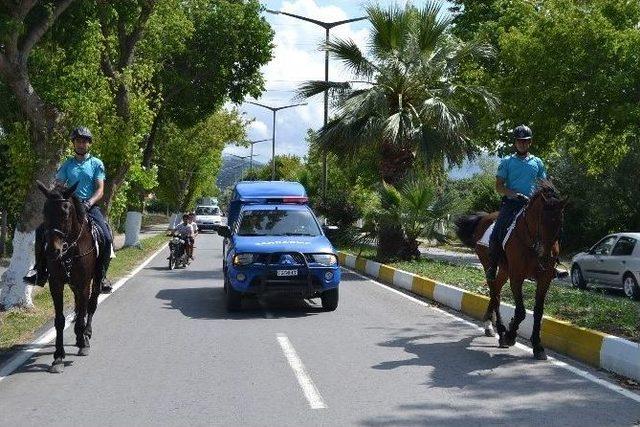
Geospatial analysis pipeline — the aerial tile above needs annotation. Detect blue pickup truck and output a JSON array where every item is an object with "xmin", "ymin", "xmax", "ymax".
[{"xmin": 217, "ymin": 181, "xmax": 341, "ymax": 311}]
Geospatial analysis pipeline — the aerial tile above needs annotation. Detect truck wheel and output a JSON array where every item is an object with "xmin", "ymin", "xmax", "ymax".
[
  {"xmin": 226, "ymin": 280, "xmax": 242, "ymax": 311},
  {"xmin": 321, "ymin": 288, "xmax": 339, "ymax": 311}
]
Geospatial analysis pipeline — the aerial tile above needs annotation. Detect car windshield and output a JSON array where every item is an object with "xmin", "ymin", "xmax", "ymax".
[
  {"xmin": 237, "ymin": 209, "xmax": 321, "ymax": 237},
  {"xmin": 195, "ymin": 206, "xmax": 220, "ymax": 215}
]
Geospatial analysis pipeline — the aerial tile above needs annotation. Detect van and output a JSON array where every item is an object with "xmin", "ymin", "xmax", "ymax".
[{"xmin": 217, "ymin": 181, "xmax": 340, "ymax": 311}]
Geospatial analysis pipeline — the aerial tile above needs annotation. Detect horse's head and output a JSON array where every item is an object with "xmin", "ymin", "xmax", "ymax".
[
  {"xmin": 37, "ymin": 180, "xmax": 82, "ymax": 259},
  {"xmin": 529, "ymin": 180, "xmax": 567, "ymax": 257}
]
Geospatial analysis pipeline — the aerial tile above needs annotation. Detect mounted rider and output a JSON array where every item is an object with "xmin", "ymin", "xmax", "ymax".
[
  {"xmin": 24, "ymin": 127, "xmax": 114, "ymax": 293},
  {"xmin": 485, "ymin": 125, "xmax": 546, "ymax": 282}
]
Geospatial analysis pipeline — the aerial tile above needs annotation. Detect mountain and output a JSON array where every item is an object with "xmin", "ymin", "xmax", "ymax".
[{"xmin": 216, "ymin": 154, "xmax": 264, "ymax": 189}]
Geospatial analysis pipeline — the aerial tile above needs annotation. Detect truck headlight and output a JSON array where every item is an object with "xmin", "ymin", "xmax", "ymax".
[
  {"xmin": 233, "ymin": 253, "xmax": 255, "ymax": 266},
  {"xmin": 312, "ymin": 254, "xmax": 338, "ymax": 266}
]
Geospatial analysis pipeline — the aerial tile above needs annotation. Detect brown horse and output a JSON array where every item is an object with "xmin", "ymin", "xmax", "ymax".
[
  {"xmin": 455, "ymin": 181, "xmax": 566, "ymax": 360},
  {"xmin": 37, "ymin": 181, "xmax": 102, "ymax": 373}
]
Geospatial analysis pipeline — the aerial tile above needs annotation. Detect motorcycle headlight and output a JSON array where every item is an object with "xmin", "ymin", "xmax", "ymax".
[
  {"xmin": 233, "ymin": 253, "xmax": 255, "ymax": 266},
  {"xmin": 312, "ymin": 254, "xmax": 338, "ymax": 266}
]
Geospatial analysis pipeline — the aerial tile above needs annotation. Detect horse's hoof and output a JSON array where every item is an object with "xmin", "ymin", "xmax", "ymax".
[
  {"xmin": 49, "ymin": 361, "xmax": 64, "ymax": 374},
  {"xmin": 498, "ymin": 337, "xmax": 509, "ymax": 348},
  {"xmin": 484, "ymin": 328, "xmax": 495, "ymax": 337},
  {"xmin": 78, "ymin": 347, "xmax": 90, "ymax": 356},
  {"xmin": 534, "ymin": 350, "xmax": 548, "ymax": 360}
]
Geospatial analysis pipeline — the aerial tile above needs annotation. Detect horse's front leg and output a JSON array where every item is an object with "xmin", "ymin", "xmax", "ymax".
[
  {"xmin": 49, "ymin": 280, "xmax": 66, "ymax": 373},
  {"xmin": 74, "ymin": 282, "xmax": 91, "ymax": 356},
  {"xmin": 531, "ymin": 279, "xmax": 551, "ymax": 360},
  {"xmin": 504, "ymin": 276, "xmax": 527, "ymax": 347}
]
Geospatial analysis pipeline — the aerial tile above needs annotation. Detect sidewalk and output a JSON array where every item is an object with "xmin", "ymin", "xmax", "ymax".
[{"xmin": 0, "ymin": 223, "xmax": 169, "ymax": 277}]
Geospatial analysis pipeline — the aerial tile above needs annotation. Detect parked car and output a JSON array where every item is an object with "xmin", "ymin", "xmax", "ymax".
[
  {"xmin": 570, "ymin": 232, "xmax": 640, "ymax": 299},
  {"xmin": 217, "ymin": 181, "xmax": 341, "ymax": 311},
  {"xmin": 194, "ymin": 205, "xmax": 223, "ymax": 231}
]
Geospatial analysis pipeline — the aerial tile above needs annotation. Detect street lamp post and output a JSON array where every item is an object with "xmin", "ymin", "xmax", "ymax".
[
  {"xmin": 248, "ymin": 138, "xmax": 271, "ymax": 171},
  {"xmin": 266, "ymin": 9, "xmax": 367, "ymax": 198},
  {"xmin": 247, "ymin": 101, "xmax": 306, "ymax": 180}
]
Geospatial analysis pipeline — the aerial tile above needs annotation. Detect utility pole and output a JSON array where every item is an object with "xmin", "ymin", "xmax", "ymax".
[
  {"xmin": 266, "ymin": 9, "xmax": 367, "ymax": 197},
  {"xmin": 248, "ymin": 138, "xmax": 271, "ymax": 172},
  {"xmin": 246, "ymin": 101, "xmax": 306, "ymax": 180}
]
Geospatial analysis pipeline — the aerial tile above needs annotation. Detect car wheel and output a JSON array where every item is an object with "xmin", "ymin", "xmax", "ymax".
[
  {"xmin": 571, "ymin": 264, "xmax": 587, "ymax": 289},
  {"xmin": 623, "ymin": 274, "xmax": 640, "ymax": 300},
  {"xmin": 321, "ymin": 288, "xmax": 339, "ymax": 311},
  {"xmin": 226, "ymin": 280, "xmax": 242, "ymax": 311}
]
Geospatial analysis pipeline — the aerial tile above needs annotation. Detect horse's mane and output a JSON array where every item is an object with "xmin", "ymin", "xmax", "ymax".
[{"xmin": 532, "ymin": 179, "xmax": 559, "ymax": 200}]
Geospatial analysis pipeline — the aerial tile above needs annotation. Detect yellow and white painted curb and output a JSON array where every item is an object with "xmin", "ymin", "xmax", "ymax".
[{"xmin": 338, "ymin": 251, "xmax": 640, "ymax": 382}]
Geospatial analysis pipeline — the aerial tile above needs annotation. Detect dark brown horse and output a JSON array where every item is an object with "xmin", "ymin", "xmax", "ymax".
[
  {"xmin": 38, "ymin": 181, "xmax": 102, "ymax": 373},
  {"xmin": 455, "ymin": 181, "xmax": 566, "ymax": 360}
]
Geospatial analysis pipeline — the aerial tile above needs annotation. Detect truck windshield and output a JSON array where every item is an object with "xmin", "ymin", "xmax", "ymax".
[
  {"xmin": 196, "ymin": 206, "xmax": 220, "ymax": 215},
  {"xmin": 237, "ymin": 209, "xmax": 321, "ymax": 237}
]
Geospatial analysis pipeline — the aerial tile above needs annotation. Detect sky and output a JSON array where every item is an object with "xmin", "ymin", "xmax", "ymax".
[{"xmin": 222, "ymin": 0, "xmax": 455, "ymax": 165}]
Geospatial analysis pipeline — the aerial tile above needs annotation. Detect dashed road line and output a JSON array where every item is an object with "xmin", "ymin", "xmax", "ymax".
[{"xmin": 276, "ymin": 333, "xmax": 327, "ymax": 409}]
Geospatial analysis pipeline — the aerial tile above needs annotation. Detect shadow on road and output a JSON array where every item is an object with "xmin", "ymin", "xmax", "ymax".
[
  {"xmin": 154, "ymin": 286, "xmax": 324, "ymax": 320},
  {"xmin": 359, "ymin": 327, "xmax": 633, "ymax": 426}
]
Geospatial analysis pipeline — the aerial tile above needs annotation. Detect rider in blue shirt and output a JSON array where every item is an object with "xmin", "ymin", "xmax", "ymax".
[
  {"xmin": 486, "ymin": 125, "xmax": 546, "ymax": 282},
  {"xmin": 24, "ymin": 127, "xmax": 114, "ymax": 293}
]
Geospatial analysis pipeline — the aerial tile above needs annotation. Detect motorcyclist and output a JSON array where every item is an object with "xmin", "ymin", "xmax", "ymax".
[{"xmin": 174, "ymin": 214, "xmax": 194, "ymax": 261}]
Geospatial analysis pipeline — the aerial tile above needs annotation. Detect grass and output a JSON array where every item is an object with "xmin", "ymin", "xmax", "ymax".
[
  {"xmin": 340, "ymin": 245, "xmax": 640, "ymax": 342},
  {"xmin": 0, "ymin": 234, "xmax": 168, "ymax": 354}
]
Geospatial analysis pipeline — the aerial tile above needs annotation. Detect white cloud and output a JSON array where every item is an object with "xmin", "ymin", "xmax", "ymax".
[{"xmin": 248, "ymin": 120, "xmax": 269, "ymax": 139}]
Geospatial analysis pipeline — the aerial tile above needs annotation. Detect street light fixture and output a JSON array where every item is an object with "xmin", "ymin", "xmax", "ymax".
[
  {"xmin": 246, "ymin": 101, "xmax": 307, "ymax": 180},
  {"xmin": 266, "ymin": 9, "xmax": 368, "ymax": 198},
  {"xmin": 248, "ymin": 138, "xmax": 271, "ymax": 171}
]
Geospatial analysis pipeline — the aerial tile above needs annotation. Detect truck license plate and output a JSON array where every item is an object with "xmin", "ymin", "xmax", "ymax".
[{"xmin": 277, "ymin": 269, "xmax": 298, "ymax": 277}]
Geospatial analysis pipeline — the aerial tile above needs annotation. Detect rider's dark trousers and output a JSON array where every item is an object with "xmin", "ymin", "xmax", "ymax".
[
  {"xmin": 487, "ymin": 197, "xmax": 527, "ymax": 277},
  {"xmin": 86, "ymin": 205, "xmax": 112, "ymax": 246}
]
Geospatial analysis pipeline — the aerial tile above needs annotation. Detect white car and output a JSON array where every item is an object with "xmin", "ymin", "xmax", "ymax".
[
  {"xmin": 194, "ymin": 205, "xmax": 223, "ymax": 232},
  {"xmin": 570, "ymin": 232, "xmax": 640, "ymax": 300}
]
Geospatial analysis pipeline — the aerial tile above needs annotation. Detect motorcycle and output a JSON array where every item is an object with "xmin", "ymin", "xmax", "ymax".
[{"xmin": 168, "ymin": 236, "xmax": 190, "ymax": 269}]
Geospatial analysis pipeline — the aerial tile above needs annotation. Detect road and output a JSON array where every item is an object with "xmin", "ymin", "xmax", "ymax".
[{"xmin": 0, "ymin": 233, "xmax": 639, "ymax": 426}]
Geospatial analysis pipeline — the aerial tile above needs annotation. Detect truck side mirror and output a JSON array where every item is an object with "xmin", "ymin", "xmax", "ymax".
[{"xmin": 217, "ymin": 225, "xmax": 231, "ymax": 238}]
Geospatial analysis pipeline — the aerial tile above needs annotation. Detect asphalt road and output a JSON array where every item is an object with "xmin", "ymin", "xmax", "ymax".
[{"xmin": 1, "ymin": 233, "xmax": 639, "ymax": 426}]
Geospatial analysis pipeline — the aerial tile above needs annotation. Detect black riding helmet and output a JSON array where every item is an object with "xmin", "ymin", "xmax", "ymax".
[
  {"xmin": 70, "ymin": 126, "xmax": 93, "ymax": 142},
  {"xmin": 513, "ymin": 124, "xmax": 532, "ymax": 140}
]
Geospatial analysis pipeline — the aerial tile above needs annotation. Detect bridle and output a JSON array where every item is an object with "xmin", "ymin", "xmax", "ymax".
[
  {"xmin": 518, "ymin": 191, "xmax": 563, "ymax": 271},
  {"xmin": 45, "ymin": 198, "xmax": 94, "ymax": 261}
]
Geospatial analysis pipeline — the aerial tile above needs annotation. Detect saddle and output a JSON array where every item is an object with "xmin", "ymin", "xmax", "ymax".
[
  {"xmin": 478, "ymin": 208, "xmax": 525, "ymax": 249},
  {"xmin": 87, "ymin": 217, "xmax": 115, "ymax": 259}
]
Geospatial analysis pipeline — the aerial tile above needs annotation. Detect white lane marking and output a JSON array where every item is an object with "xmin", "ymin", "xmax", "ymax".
[
  {"xmin": 343, "ymin": 267, "xmax": 640, "ymax": 404},
  {"xmin": 276, "ymin": 333, "xmax": 327, "ymax": 409},
  {"xmin": 0, "ymin": 243, "xmax": 168, "ymax": 383}
]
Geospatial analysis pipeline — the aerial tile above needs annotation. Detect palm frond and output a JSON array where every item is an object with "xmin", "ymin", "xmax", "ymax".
[
  {"xmin": 324, "ymin": 37, "xmax": 377, "ymax": 79},
  {"xmin": 296, "ymin": 80, "xmax": 351, "ymax": 100},
  {"xmin": 367, "ymin": 4, "xmax": 411, "ymax": 60},
  {"xmin": 416, "ymin": 1, "xmax": 452, "ymax": 55}
]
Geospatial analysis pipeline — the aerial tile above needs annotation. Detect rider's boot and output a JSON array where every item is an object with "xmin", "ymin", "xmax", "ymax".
[
  {"xmin": 23, "ymin": 229, "xmax": 48, "ymax": 287},
  {"xmin": 485, "ymin": 240, "xmax": 501, "ymax": 283},
  {"xmin": 99, "ymin": 247, "xmax": 113, "ymax": 294}
]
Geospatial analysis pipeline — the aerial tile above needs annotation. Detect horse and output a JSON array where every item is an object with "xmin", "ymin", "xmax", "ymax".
[
  {"xmin": 455, "ymin": 181, "xmax": 566, "ymax": 360},
  {"xmin": 37, "ymin": 181, "xmax": 103, "ymax": 373}
]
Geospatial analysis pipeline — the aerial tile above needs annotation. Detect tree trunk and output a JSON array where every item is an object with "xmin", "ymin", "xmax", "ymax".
[
  {"xmin": 102, "ymin": 162, "xmax": 130, "ymax": 216},
  {"xmin": 0, "ymin": 211, "xmax": 7, "ymax": 257},
  {"xmin": 379, "ymin": 143, "xmax": 415, "ymax": 185}
]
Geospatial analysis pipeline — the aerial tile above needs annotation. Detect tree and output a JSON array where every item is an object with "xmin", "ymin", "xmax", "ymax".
[
  {"xmin": 298, "ymin": 2, "xmax": 496, "ymax": 259},
  {"xmin": 155, "ymin": 109, "xmax": 246, "ymax": 212},
  {"xmin": 0, "ymin": 0, "xmax": 82, "ymax": 308},
  {"xmin": 298, "ymin": 2, "xmax": 497, "ymax": 185}
]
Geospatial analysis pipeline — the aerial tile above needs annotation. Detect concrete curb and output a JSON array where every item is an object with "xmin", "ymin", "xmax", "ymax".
[{"xmin": 337, "ymin": 251, "xmax": 640, "ymax": 382}]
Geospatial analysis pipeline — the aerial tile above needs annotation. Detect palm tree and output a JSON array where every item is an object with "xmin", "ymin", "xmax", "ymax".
[{"xmin": 298, "ymin": 2, "xmax": 497, "ymax": 185}]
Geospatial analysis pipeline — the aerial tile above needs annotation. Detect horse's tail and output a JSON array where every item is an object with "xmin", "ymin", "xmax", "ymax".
[{"xmin": 454, "ymin": 212, "xmax": 488, "ymax": 248}]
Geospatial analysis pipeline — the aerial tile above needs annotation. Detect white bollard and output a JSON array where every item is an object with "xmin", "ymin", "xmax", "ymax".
[{"xmin": 124, "ymin": 211, "xmax": 143, "ymax": 248}]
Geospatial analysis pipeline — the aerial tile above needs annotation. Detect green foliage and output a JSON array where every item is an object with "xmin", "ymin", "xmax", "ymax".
[
  {"xmin": 299, "ymin": 1, "xmax": 497, "ymax": 184},
  {"xmin": 448, "ymin": 157, "xmax": 501, "ymax": 213},
  {"xmin": 156, "ymin": 109, "xmax": 246, "ymax": 211},
  {"xmin": 243, "ymin": 155, "xmax": 305, "ymax": 182}
]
